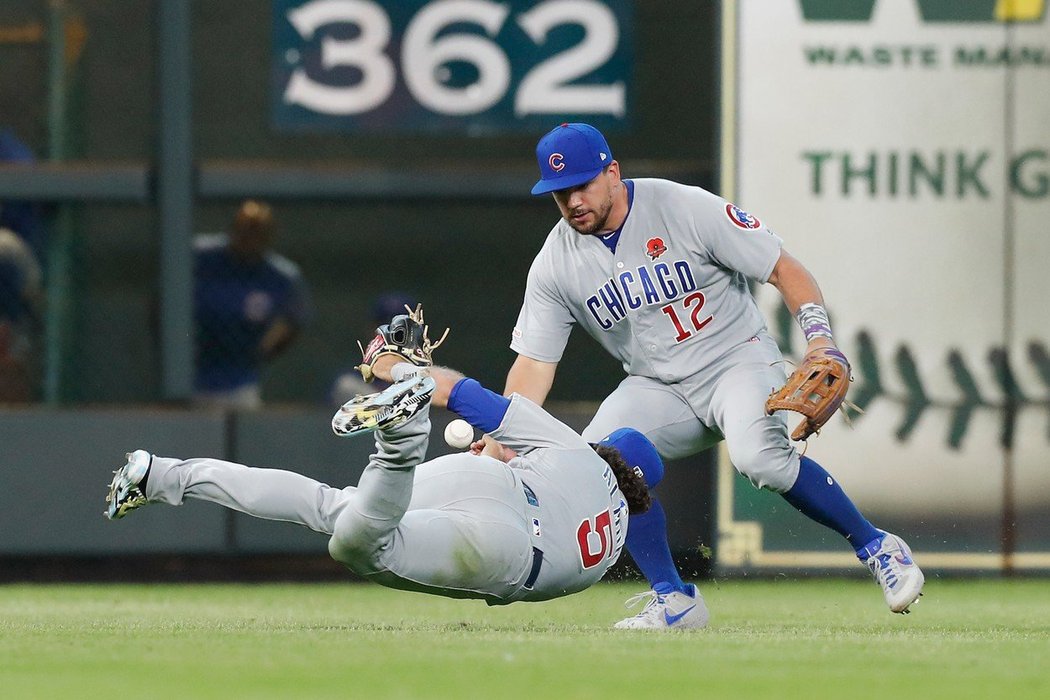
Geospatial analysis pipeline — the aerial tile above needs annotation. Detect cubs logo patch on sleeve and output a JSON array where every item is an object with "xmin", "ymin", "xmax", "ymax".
[{"xmin": 725, "ymin": 203, "xmax": 762, "ymax": 230}]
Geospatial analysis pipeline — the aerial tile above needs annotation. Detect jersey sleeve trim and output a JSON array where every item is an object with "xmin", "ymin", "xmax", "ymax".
[
  {"xmin": 509, "ymin": 233, "xmax": 575, "ymax": 363},
  {"xmin": 755, "ymin": 238, "xmax": 784, "ymax": 284},
  {"xmin": 508, "ymin": 341, "xmax": 564, "ymax": 364}
]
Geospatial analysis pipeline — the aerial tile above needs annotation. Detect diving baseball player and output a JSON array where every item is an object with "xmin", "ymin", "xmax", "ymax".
[
  {"xmin": 505, "ymin": 123, "xmax": 924, "ymax": 628},
  {"xmin": 104, "ymin": 324, "xmax": 659, "ymax": 607}
]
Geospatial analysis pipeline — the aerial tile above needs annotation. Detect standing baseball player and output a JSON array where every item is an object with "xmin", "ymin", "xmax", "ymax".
[
  {"xmin": 506, "ymin": 123, "xmax": 924, "ymax": 629},
  {"xmin": 105, "ymin": 309, "xmax": 659, "ymax": 608}
]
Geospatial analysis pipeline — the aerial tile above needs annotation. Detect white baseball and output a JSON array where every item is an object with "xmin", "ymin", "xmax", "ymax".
[{"xmin": 444, "ymin": 419, "xmax": 474, "ymax": 449}]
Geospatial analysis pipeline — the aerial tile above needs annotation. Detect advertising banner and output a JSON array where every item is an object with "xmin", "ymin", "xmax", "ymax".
[{"xmin": 722, "ymin": 0, "xmax": 1050, "ymax": 571}]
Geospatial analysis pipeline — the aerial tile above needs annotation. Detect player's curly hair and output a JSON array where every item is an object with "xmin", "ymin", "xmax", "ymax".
[{"xmin": 593, "ymin": 444, "xmax": 652, "ymax": 515}]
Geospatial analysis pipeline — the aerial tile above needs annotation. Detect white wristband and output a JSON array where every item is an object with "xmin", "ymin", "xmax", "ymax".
[
  {"xmin": 796, "ymin": 303, "xmax": 834, "ymax": 342},
  {"xmin": 391, "ymin": 362, "xmax": 426, "ymax": 382}
]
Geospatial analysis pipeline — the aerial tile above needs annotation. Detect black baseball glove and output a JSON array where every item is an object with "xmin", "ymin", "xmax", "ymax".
[{"xmin": 356, "ymin": 304, "xmax": 449, "ymax": 382}]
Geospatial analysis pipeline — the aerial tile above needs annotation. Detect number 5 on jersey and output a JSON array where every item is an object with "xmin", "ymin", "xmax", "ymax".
[{"xmin": 577, "ymin": 509, "xmax": 613, "ymax": 569}]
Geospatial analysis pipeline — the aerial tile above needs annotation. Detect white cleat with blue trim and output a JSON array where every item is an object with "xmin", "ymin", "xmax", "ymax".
[
  {"xmin": 864, "ymin": 531, "xmax": 925, "ymax": 614},
  {"xmin": 614, "ymin": 582, "xmax": 709, "ymax": 630}
]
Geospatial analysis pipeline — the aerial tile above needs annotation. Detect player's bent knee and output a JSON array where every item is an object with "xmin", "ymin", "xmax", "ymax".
[
  {"xmin": 728, "ymin": 443, "xmax": 799, "ymax": 493},
  {"xmin": 328, "ymin": 530, "xmax": 383, "ymax": 574},
  {"xmin": 327, "ymin": 509, "xmax": 387, "ymax": 574}
]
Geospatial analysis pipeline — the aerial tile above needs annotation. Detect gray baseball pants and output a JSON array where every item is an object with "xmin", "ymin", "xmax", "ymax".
[
  {"xmin": 142, "ymin": 407, "xmax": 536, "ymax": 601},
  {"xmin": 581, "ymin": 332, "xmax": 801, "ymax": 492}
]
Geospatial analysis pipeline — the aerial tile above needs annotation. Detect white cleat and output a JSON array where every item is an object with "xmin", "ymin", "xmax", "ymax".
[
  {"xmin": 105, "ymin": 449, "xmax": 152, "ymax": 520},
  {"xmin": 331, "ymin": 376, "xmax": 435, "ymax": 437},
  {"xmin": 614, "ymin": 582, "xmax": 709, "ymax": 630},
  {"xmin": 864, "ymin": 531, "xmax": 925, "ymax": 614}
]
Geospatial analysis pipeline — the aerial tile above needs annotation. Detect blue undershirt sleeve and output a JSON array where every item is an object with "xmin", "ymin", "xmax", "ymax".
[{"xmin": 447, "ymin": 378, "xmax": 510, "ymax": 434}]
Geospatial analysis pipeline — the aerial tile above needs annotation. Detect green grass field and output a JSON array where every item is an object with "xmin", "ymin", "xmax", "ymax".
[{"xmin": 2, "ymin": 579, "xmax": 1048, "ymax": 699}]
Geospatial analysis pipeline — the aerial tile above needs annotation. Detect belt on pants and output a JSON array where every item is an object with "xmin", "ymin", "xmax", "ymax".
[
  {"xmin": 520, "ymin": 481, "xmax": 543, "ymax": 591},
  {"xmin": 523, "ymin": 546, "xmax": 544, "ymax": 591}
]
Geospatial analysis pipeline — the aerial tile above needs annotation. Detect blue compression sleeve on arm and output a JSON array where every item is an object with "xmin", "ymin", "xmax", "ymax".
[{"xmin": 447, "ymin": 378, "xmax": 510, "ymax": 433}]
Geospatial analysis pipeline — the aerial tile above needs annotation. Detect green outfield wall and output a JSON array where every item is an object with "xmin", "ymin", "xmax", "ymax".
[{"xmin": 0, "ymin": 405, "xmax": 713, "ymax": 571}]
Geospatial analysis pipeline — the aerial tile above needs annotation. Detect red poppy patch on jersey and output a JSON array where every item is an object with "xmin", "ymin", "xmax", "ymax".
[
  {"xmin": 645, "ymin": 236, "xmax": 667, "ymax": 260},
  {"xmin": 725, "ymin": 203, "xmax": 761, "ymax": 230}
]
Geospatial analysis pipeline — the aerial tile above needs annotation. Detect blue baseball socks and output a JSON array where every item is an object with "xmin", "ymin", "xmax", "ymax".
[
  {"xmin": 782, "ymin": 455, "xmax": 883, "ymax": 557},
  {"xmin": 624, "ymin": 497, "xmax": 688, "ymax": 593}
]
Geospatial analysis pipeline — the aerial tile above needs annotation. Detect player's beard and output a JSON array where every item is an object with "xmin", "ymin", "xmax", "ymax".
[{"xmin": 566, "ymin": 191, "xmax": 615, "ymax": 236}]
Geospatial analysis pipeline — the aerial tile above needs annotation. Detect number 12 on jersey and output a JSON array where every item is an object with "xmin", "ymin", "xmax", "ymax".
[{"xmin": 661, "ymin": 291, "xmax": 712, "ymax": 343}]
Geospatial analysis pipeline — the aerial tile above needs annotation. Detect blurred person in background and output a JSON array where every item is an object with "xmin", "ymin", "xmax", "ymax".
[
  {"xmin": 0, "ymin": 128, "xmax": 45, "ymax": 262},
  {"xmin": 0, "ymin": 225, "xmax": 43, "ymax": 403},
  {"xmin": 193, "ymin": 199, "xmax": 312, "ymax": 410},
  {"xmin": 328, "ymin": 291, "xmax": 418, "ymax": 405}
]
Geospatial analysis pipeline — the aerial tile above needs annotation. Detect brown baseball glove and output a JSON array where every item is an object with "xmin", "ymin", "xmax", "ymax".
[
  {"xmin": 355, "ymin": 304, "xmax": 449, "ymax": 382},
  {"xmin": 765, "ymin": 347, "xmax": 851, "ymax": 441}
]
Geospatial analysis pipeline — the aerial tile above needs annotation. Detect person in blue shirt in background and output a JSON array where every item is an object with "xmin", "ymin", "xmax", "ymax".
[
  {"xmin": 193, "ymin": 200, "xmax": 312, "ymax": 410},
  {"xmin": 0, "ymin": 129, "xmax": 45, "ymax": 403},
  {"xmin": 0, "ymin": 226, "xmax": 42, "ymax": 402},
  {"xmin": 0, "ymin": 128, "xmax": 45, "ymax": 263}
]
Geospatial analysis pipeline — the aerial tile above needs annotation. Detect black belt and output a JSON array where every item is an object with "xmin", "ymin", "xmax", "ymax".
[{"xmin": 523, "ymin": 546, "xmax": 544, "ymax": 590}]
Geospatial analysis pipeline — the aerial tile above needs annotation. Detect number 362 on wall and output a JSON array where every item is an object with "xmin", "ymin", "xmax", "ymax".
[{"xmin": 273, "ymin": 0, "xmax": 633, "ymax": 131}]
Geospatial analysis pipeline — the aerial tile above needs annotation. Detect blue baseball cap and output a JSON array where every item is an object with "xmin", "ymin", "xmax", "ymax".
[
  {"xmin": 531, "ymin": 123, "xmax": 613, "ymax": 195},
  {"xmin": 600, "ymin": 428, "xmax": 664, "ymax": 489}
]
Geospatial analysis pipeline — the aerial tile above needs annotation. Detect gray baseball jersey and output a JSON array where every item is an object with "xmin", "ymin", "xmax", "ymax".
[
  {"xmin": 140, "ymin": 394, "xmax": 627, "ymax": 605},
  {"xmin": 512, "ymin": 178, "xmax": 783, "ymax": 383},
  {"xmin": 493, "ymin": 394, "xmax": 629, "ymax": 601}
]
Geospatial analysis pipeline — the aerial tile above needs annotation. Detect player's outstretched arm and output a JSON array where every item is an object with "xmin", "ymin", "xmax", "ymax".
[
  {"xmin": 503, "ymin": 354, "xmax": 557, "ymax": 405},
  {"xmin": 376, "ymin": 358, "xmax": 503, "ymax": 428},
  {"xmin": 385, "ymin": 358, "xmax": 576, "ymax": 454},
  {"xmin": 766, "ymin": 248, "xmax": 824, "ymax": 314},
  {"xmin": 361, "ymin": 308, "xmax": 570, "ymax": 445},
  {"xmin": 423, "ymin": 366, "xmax": 465, "ymax": 408},
  {"xmin": 764, "ymin": 248, "xmax": 851, "ymax": 440},
  {"xmin": 766, "ymin": 248, "xmax": 835, "ymax": 353},
  {"xmin": 368, "ymin": 354, "xmax": 463, "ymax": 408}
]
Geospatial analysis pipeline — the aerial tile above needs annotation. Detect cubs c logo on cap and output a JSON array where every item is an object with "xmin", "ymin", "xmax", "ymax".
[
  {"xmin": 725, "ymin": 203, "xmax": 761, "ymax": 229},
  {"xmin": 531, "ymin": 123, "xmax": 613, "ymax": 196}
]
